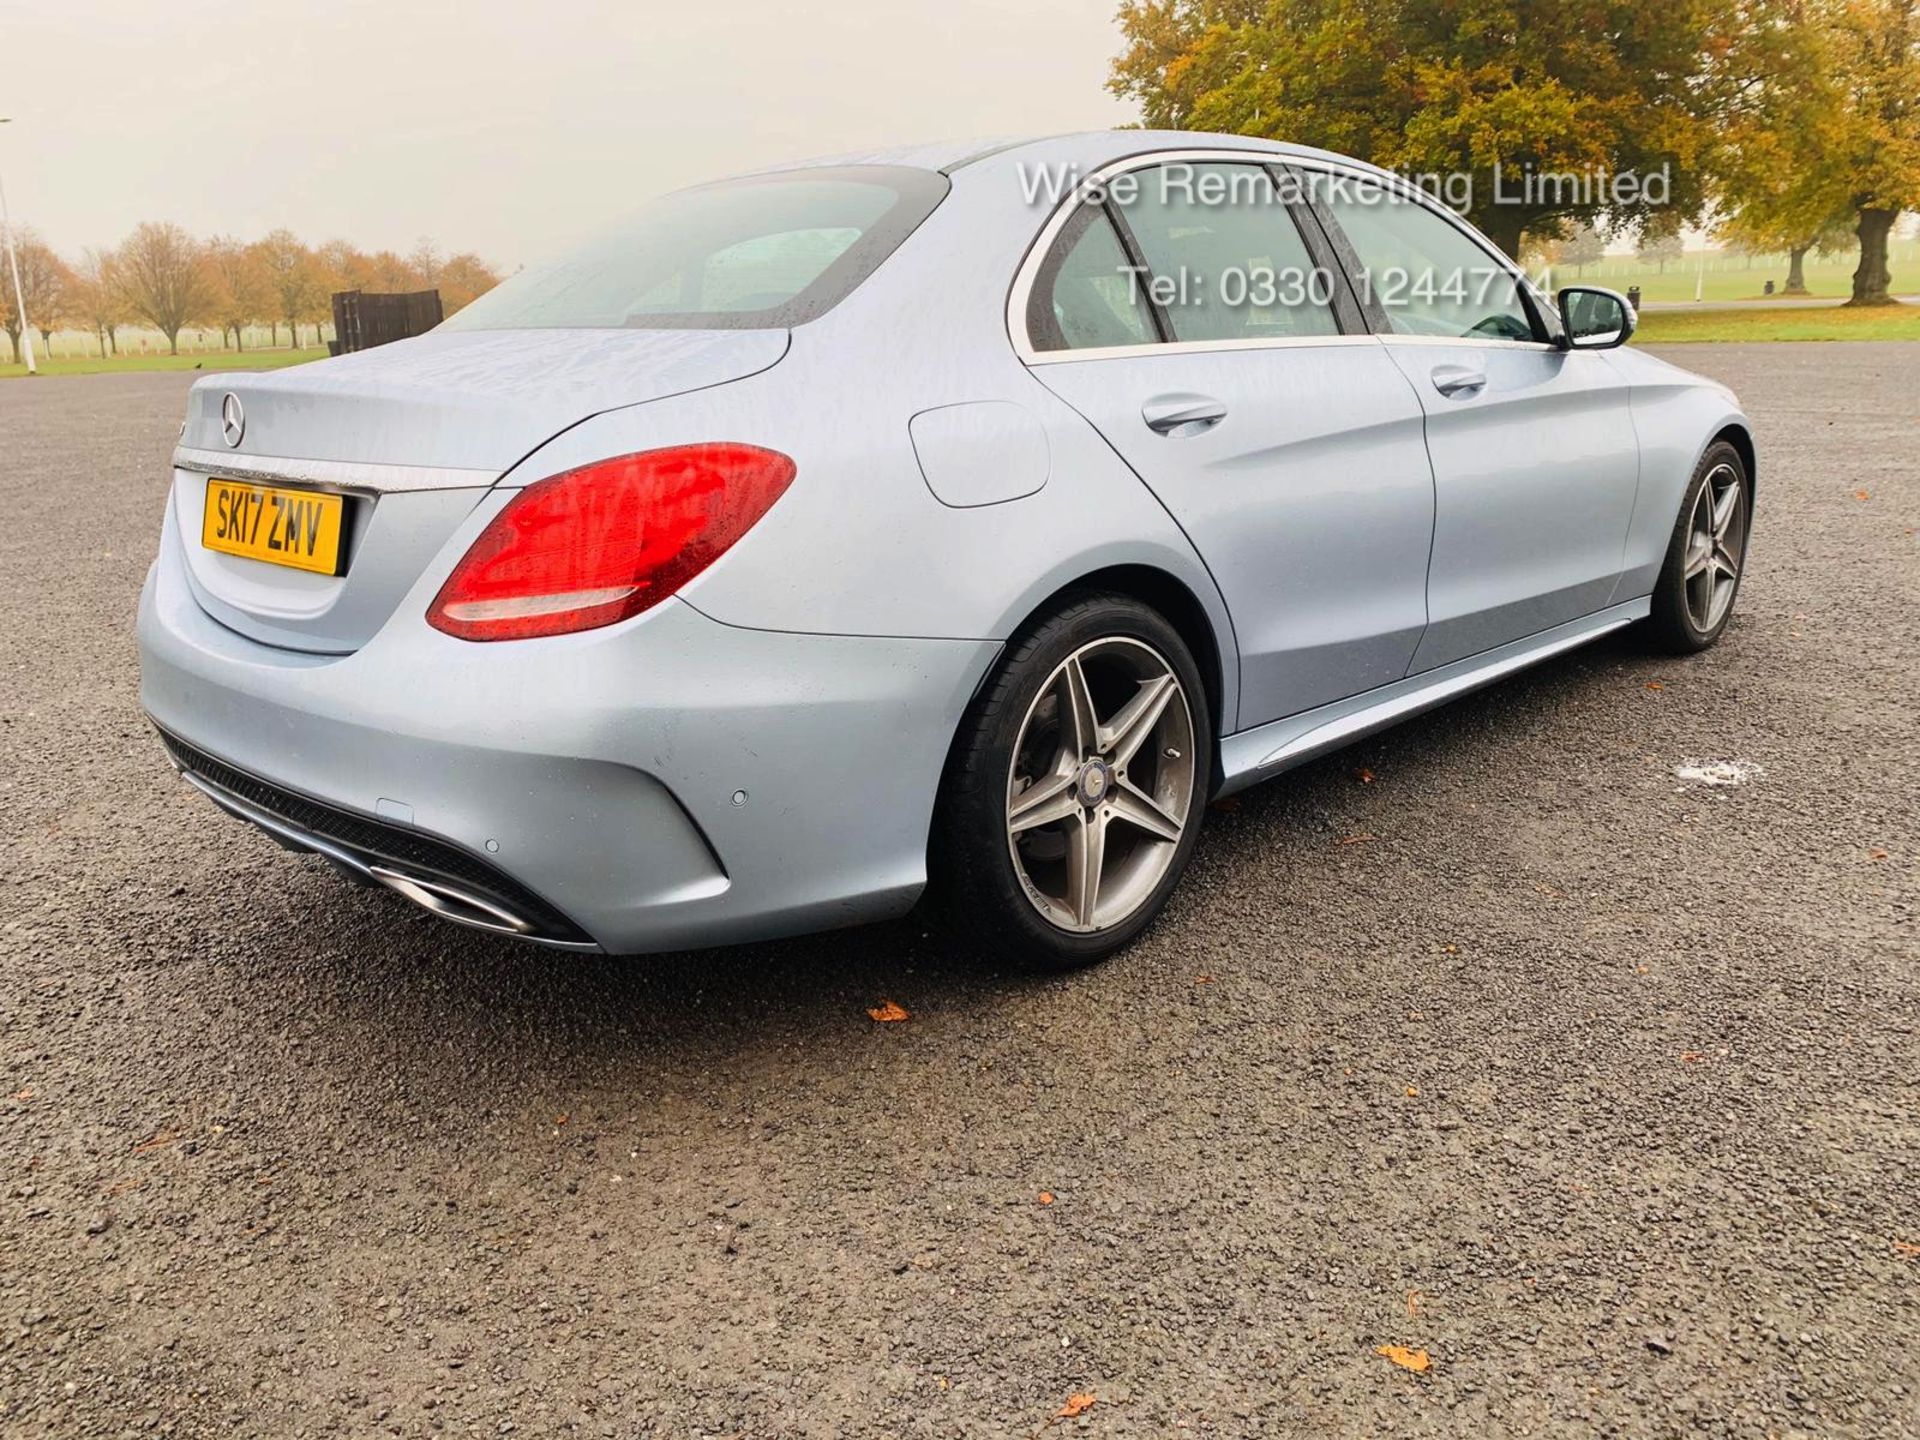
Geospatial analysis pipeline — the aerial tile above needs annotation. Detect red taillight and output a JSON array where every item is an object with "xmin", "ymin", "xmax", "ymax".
[{"xmin": 427, "ymin": 443, "xmax": 796, "ymax": 641}]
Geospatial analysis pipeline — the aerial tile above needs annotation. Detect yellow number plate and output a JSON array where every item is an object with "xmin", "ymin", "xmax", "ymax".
[{"xmin": 201, "ymin": 478, "xmax": 347, "ymax": 576}]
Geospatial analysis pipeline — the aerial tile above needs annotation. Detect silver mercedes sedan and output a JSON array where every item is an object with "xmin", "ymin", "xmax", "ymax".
[{"xmin": 138, "ymin": 131, "xmax": 1755, "ymax": 968}]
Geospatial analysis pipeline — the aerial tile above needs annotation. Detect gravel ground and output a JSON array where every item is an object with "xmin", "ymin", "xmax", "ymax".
[{"xmin": 3, "ymin": 345, "xmax": 1917, "ymax": 1438}]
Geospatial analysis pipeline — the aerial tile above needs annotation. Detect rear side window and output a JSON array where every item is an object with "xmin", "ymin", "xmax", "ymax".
[
  {"xmin": 1314, "ymin": 182, "xmax": 1537, "ymax": 342},
  {"xmin": 1027, "ymin": 204, "xmax": 1159, "ymax": 352},
  {"xmin": 1114, "ymin": 162, "xmax": 1342, "ymax": 344},
  {"xmin": 442, "ymin": 165, "xmax": 948, "ymax": 331}
]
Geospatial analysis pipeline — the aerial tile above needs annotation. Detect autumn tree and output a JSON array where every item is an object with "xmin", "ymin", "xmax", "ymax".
[
  {"xmin": 1826, "ymin": 0, "xmax": 1920, "ymax": 303},
  {"xmin": 1111, "ymin": 0, "xmax": 1732, "ymax": 257},
  {"xmin": 1718, "ymin": 0, "xmax": 1920, "ymax": 302},
  {"xmin": 409, "ymin": 238, "xmax": 442, "ymax": 288},
  {"xmin": 1715, "ymin": 0, "xmax": 1865, "ymax": 293},
  {"xmin": 435, "ymin": 252, "xmax": 502, "ymax": 312},
  {"xmin": 34, "ymin": 255, "xmax": 74, "ymax": 351},
  {"xmin": 0, "ymin": 227, "xmax": 69, "ymax": 363},
  {"xmin": 365, "ymin": 249, "xmax": 416, "ymax": 291},
  {"xmin": 201, "ymin": 236, "xmax": 272, "ymax": 351},
  {"xmin": 1559, "ymin": 221, "xmax": 1609, "ymax": 275},
  {"xmin": 67, "ymin": 248, "xmax": 127, "ymax": 355},
  {"xmin": 1720, "ymin": 206, "xmax": 1854, "ymax": 291},
  {"xmin": 114, "ymin": 222, "xmax": 210, "ymax": 355},
  {"xmin": 252, "ymin": 228, "xmax": 324, "ymax": 347},
  {"xmin": 1638, "ymin": 229, "xmax": 1687, "ymax": 272},
  {"xmin": 315, "ymin": 238, "xmax": 375, "ymax": 294}
]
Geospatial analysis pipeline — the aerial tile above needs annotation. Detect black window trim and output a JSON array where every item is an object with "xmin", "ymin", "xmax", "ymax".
[
  {"xmin": 1265, "ymin": 163, "xmax": 1368, "ymax": 335},
  {"xmin": 1101, "ymin": 199, "xmax": 1174, "ymax": 343}
]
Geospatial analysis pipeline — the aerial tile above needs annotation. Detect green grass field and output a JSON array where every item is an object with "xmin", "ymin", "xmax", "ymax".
[
  {"xmin": 6, "ymin": 291, "xmax": 1914, "ymax": 380},
  {"xmin": 1632, "ymin": 304, "xmax": 1920, "ymax": 343},
  {"xmin": 1556, "ymin": 250, "xmax": 1917, "ymax": 304},
  {"xmin": 0, "ymin": 347, "xmax": 330, "ymax": 380}
]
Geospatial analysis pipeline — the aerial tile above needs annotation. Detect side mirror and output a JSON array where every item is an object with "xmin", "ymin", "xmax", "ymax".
[{"xmin": 1557, "ymin": 285, "xmax": 1635, "ymax": 350}]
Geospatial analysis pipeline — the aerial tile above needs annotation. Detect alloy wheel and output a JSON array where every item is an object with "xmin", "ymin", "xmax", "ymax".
[
  {"xmin": 1005, "ymin": 637, "xmax": 1197, "ymax": 933},
  {"xmin": 1684, "ymin": 462, "xmax": 1746, "ymax": 632}
]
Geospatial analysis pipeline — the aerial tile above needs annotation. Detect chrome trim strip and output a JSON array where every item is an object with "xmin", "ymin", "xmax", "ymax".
[
  {"xmin": 1006, "ymin": 145, "xmax": 1552, "ymax": 364},
  {"xmin": 173, "ymin": 445, "xmax": 497, "ymax": 495},
  {"xmin": 1007, "ymin": 147, "xmax": 1348, "ymax": 365},
  {"xmin": 1377, "ymin": 334, "xmax": 1559, "ymax": 353},
  {"xmin": 1025, "ymin": 333, "xmax": 1385, "ymax": 365}
]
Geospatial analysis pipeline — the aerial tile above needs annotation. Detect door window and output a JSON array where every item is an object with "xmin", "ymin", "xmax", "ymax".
[
  {"xmin": 1027, "ymin": 204, "xmax": 1160, "ymax": 352},
  {"xmin": 1317, "ymin": 183, "xmax": 1538, "ymax": 342},
  {"xmin": 1113, "ymin": 162, "xmax": 1342, "ymax": 344}
]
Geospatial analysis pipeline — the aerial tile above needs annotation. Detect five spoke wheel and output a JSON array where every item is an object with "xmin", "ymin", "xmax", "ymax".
[
  {"xmin": 1005, "ymin": 638, "xmax": 1196, "ymax": 933},
  {"xmin": 1684, "ymin": 462, "xmax": 1746, "ymax": 633}
]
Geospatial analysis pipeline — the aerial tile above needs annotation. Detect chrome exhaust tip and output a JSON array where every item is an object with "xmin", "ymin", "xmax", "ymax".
[
  {"xmin": 170, "ymin": 751, "xmax": 598, "ymax": 950},
  {"xmin": 366, "ymin": 866, "xmax": 535, "ymax": 936}
]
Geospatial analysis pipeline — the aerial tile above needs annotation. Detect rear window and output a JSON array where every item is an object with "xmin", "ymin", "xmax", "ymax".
[{"xmin": 442, "ymin": 165, "xmax": 948, "ymax": 332}]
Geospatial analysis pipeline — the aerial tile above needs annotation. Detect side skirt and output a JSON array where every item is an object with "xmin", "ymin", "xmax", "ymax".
[{"xmin": 1216, "ymin": 597, "xmax": 1651, "ymax": 796}]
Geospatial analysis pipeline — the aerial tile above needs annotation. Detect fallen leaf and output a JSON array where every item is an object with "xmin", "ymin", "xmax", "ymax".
[
  {"xmin": 1354, "ymin": 767, "xmax": 1376, "ymax": 784},
  {"xmin": 1056, "ymin": 1394, "xmax": 1097, "ymax": 1418},
  {"xmin": 1404, "ymin": 1085, "xmax": 1420, "ymax": 1098},
  {"xmin": 1406, "ymin": 1289, "xmax": 1422, "ymax": 1317},
  {"xmin": 1193, "ymin": 974, "xmax": 1214, "ymax": 985},
  {"xmin": 1037, "ymin": 1191, "xmax": 1055, "ymax": 1206},
  {"xmin": 1636, "ymin": 964, "xmax": 1651, "ymax": 975},
  {"xmin": 11, "ymin": 1088, "xmax": 32, "ymax": 1102},
  {"xmin": 554, "ymin": 1113, "xmax": 568, "ymax": 1126},
  {"xmin": 1868, "ymin": 848, "xmax": 1889, "ymax": 861},
  {"xmin": 866, "ymin": 1000, "xmax": 910, "ymax": 1023},
  {"xmin": 1854, "ymin": 488, "xmax": 1871, "ymax": 501},
  {"xmin": 1336, "ymin": 833, "xmax": 1376, "ymax": 845},
  {"xmin": 1893, "ymin": 1240, "xmax": 1920, "ymax": 1258},
  {"xmin": 1375, "ymin": 1344, "xmax": 1431, "ymax": 1373},
  {"xmin": 1645, "ymin": 681, "xmax": 1664, "ymax": 691},
  {"xmin": 1680, "ymin": 1050, "xmax": 1705, "ymax": 1065}
]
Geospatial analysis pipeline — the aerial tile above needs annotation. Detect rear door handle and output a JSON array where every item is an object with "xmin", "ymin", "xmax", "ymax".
[
  {"xmin": 1142, "ymin": 395, "xmax": 1228, "ymax": 437},
  {"xmin": 1431, "ymin": 365, "xmax": 1487, "ymax": 398}
]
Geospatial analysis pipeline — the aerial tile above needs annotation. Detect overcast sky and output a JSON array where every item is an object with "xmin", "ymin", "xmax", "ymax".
[{"xmin": 5, "ymin": 0, "xmax": 1135, "ymax": 266}]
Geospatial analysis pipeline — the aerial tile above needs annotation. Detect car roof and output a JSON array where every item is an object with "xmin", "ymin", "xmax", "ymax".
[
  {"xmin": 739, "ymin": 131, "xmax": 1396, "ymax": 183},
  {"xmin": 743, "ymin": 137, "xmax": 1044, "ymax": 175}
]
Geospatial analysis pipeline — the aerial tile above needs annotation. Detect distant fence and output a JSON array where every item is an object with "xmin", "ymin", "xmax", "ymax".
[{"xmin": 329, "ymin": 289, "xmax": 444, "ymax": 355}]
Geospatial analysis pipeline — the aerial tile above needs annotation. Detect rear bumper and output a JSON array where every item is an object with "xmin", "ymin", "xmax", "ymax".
[{"xmin": 137, "ymin": 505, "xmax": 998, "ymax": 953}]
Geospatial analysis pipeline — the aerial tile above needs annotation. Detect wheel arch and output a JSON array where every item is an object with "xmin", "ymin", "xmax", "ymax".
[
  {"xmin": 1711, "ymin": 422, "xmax": 1758, "ymax": 495},
  {"xmin": 990, "ymin": 562, "xmax": 1234, "ymax": 770}
]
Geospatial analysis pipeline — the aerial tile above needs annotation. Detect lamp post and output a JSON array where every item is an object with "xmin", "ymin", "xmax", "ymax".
[{"xmin": 0, "ymin": 118, "xmax": 36, "ymax": 375}]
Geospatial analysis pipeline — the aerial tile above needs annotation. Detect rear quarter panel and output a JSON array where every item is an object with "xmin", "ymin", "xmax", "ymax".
[{"xmin": 486, "ymin": 155, "xmax": 1243, "ymax": 725}]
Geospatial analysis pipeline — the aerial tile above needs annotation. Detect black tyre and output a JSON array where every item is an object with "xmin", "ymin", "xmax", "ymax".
[
  {"xmin": 1643, "ymin": 440, "xmax": 1752, "ymax": 654},
  {"xmin": 931, "ymin": 593, "xmax": 1212, "ymax": 971}
]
